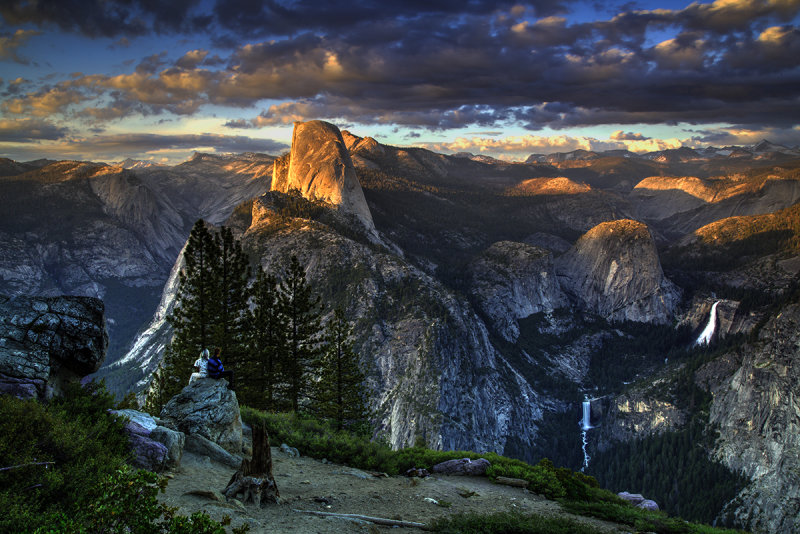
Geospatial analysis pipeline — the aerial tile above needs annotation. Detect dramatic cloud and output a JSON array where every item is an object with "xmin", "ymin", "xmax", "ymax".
[
  {"xmin": 0, "ymin": 29, "xmax": 39, "ymax": 63},
  {"xmin": 425, "ymin": 132, "xmax": 686, "ymax": 158},
  {"xmin": 1, "ymin": 0, "xmax": 798, "ymax": 161},
  {"xmin": 610, "ymin": 130, "xmax": 651, "ymax": 141},
  {"xmin": 0, "ymin": 118, "xmax": 68, "ymax": 141},
  {"xmin": 1, "ymin": 132, "xmax": 288, "ymax": 163}
]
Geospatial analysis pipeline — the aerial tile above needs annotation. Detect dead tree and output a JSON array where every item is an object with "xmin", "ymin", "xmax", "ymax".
[{"xmin": 223, "ymin": 423, "xmax": 279, "ymax": 506}]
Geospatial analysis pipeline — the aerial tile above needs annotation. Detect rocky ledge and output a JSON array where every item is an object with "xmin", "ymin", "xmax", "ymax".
[{"xmin": 0, "ymin": 295, "xmax": 107, "ymax": 399}]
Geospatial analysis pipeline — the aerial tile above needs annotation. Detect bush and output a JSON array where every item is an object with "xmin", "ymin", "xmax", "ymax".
[
  {"xmin": 0, "ymin": 382, "xmax": 240, "ymax": 533},
  {"xmin": 429, "ymin": 511, "xmax": 599, "ymax": 534}
]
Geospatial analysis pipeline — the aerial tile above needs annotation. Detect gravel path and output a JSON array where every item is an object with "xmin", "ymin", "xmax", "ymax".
[{"xmin": 160, "ymin": 449, "xmax": 632, "ymax": 533}]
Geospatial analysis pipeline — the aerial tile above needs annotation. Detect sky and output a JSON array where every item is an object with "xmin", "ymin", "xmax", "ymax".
[{"xmin": 1, "ymin": 0, "xmax": 799, "ymax": 164}]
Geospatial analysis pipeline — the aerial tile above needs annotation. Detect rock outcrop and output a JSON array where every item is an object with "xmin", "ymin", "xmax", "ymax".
[
  {"xmin": 702, "ymin": 303, "xmax": 800, "ymax": 533},
  {"xmin": 555, "ymin": 220, "xmax": 679, "ymax": 323},
  {"xmin": 469, "ymin": 241, "xmax": 566, "ymax": 341},
  {"xmin": 0, "ymin": 295, "xmax": 107, "ymax": 399},
  {"xmin": 111, "ymin": 409, "xmax": 186, "ymax": 471},
  {"xmin": 160, "ymin": 378, "xmax": 243, "ymax": 454},
  {"xmin": 272, "ymin": 120, "xmax": 376, "ymax": 234}
]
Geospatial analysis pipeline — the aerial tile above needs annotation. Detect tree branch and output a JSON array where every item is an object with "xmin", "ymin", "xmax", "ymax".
[
  {"xmin": 293, "ymin": 509, "xmax": 430, "ymax": 530},
  {"xmin": 0, "ymin": 461, "xmax": 55, "ymax": 472}
]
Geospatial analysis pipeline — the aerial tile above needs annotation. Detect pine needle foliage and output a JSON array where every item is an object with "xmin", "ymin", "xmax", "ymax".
[
  {"xmin": 310, "ymin": 307, "xmax": 369, "ymax": 430},
  {"xmin": 240, "ymin": 267, "xmax": 286, "ymax": 411},
  {"xmin": 277, "ymin": 255, "xmax": 322, "ymax": 412}
]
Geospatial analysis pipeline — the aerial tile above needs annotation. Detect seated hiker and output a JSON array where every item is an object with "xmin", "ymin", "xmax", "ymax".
[
  {"xmin": 208, "ymin": 347, "xmax": 234, "ymax": 390},
  {"xmin": 189, "ymin": 348, "xmax": 210, "ymax": 383}
]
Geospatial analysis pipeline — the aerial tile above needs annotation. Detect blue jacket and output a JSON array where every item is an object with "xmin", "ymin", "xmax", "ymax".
[{"xmin": 207, "ymin": 357, "xmax": 224, "ymax": 378}]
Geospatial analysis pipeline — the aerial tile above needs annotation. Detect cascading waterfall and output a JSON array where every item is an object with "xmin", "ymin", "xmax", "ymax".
[
  {"xmin": 695, "ymin": 301, "xmax": 720, "ymax": 346},
  {"xmin": 580, "ymin": 399, "xmax": 592, "ymax": 470}
]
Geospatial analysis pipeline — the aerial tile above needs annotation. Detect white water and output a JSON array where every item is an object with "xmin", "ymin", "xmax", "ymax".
[
  {"xmin": 581, "ymin": 400, "xmax": 592, "ymax": 431},
  {"xmin": 580, "ymin": 400, "xmax": 592, "ymax": 470},
  {"xmin": 695, "ymin": 301, "xmax": 720, "ymax": 346}
]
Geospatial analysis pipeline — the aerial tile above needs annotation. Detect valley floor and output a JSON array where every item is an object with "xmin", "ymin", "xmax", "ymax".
[{"xmin": 160, "ymin": 450, "xmax": 632, "ymax": 533}]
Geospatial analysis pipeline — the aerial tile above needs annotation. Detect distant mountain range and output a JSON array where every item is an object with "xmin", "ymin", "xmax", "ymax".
[
  {"xmin": 524, "ymin": 139, "xmax": 800, "ymax": 164},
  {"xmin": 1, "ymin": 129, "xmax": 799, "ymax": 532}
]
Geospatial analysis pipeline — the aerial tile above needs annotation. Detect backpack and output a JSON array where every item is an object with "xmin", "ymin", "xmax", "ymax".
[{"xmin": 207, "ymin": 357, "xmax": 224, "ymax": 378}]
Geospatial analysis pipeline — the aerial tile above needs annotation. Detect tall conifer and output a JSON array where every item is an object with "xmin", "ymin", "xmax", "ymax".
[
  {"xmin": 213, "ymin": 226, "xmax": 251, "ymax": 368},
  {"xmin": 278, "ymin": 255, "xmax": 322, "ymax": 412},
  {"xmin": 167, "ymin": 219, "xmax": 218, "ymax": 381},
  {"xmin": 242, "ymin": 267, "xmax": 286, "ymax": 410},
  {"xmin": 311, "ymin": 308, "xmax": 370, "ymax": 431}
]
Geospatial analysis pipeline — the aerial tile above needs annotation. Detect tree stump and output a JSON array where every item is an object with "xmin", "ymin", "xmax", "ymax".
[{"xmin": 223, "ymin": 423, "xmax": 279, "ymax": 505}]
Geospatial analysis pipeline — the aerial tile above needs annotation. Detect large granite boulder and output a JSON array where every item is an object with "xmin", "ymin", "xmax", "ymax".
[
  {"xmin": 160, "ymin": 378, "xmax": 242, "ymax": 454},
  {"xmin": 0, "ymin": 295, "xmax": 107, "ymax": 399},
  {"xmin": 111, "ymin": 408, "xmax": 186, "ymax": 470}
]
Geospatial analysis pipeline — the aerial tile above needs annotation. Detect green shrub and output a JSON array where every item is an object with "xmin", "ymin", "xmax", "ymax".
[
  {"xmin": 0, "ymin": 382, "xmax": 238, "ymax": 533},
  {"xmin": 429, "ymin": 511, "xmax": 599, "ymax": 534}
]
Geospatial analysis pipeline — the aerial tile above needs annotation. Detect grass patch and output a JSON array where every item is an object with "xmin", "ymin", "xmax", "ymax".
[
  {"xmin": 429, "ymin": 511, "xmax": 599, "ymax": 534},
  {"xmin": 243, "ymin": 407, "xmax": 747, "ymax": 534}
]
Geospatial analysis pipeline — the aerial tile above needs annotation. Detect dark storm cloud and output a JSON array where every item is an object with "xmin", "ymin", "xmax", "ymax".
[
  {"xmin": 3, "ymin": 0, "xmax": 800, "ymax": 133},
  {"xmin": 0, "ymin": 0, "xmax": 212, "ymax": 38},
  {"xmin": 0, "ymin": 118, "xmax": 68, "ymax": 141},
  {"xmin": 72, "ymin": 133, "xmax": 288, "ymax": 154}
]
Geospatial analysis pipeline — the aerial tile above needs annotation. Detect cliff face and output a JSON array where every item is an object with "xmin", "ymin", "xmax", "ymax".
[
  {"xmin": 468, "ymin": 241, "xmax": 567, "ymax": 341},
  {"xmin": 555, "ymin": 220, "xmax": 680, "ymax": 323},
  {"xmin": 700, "ymin": 303, "xmax": 800, "ymax": 533},
  {"xmin": 272, "ymin": 120, "xmax": 376, "ymax": 234},
  {"xmin": 0, "ymin": 295, "xmax": 107, "ymax": 399},
  {"xmin": 0, "ymin": 155, "xmax": 271, "ymax": 373}
]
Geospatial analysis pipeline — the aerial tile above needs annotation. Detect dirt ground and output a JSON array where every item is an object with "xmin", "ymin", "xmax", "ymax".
[{"xmin": 159, "ymin": 448, "xmax": 633, "ymax": 533}]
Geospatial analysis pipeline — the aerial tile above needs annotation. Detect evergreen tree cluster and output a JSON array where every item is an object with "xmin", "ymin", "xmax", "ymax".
[{"xmin": 147, "ymin": 220, "xmax": 369, "ymax": 432}]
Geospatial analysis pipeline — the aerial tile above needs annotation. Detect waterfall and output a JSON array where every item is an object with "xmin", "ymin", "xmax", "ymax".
[
  {"xmin": 580, "ymin": 399, "xmax": 592, "ymax": 470},
  {"xmin": 581, "ymin": 400, "xmax": 592, "ymax": 430},
  {"xmin": 695, "ymin": 301, "xmax": 720, "ymax": 346}
]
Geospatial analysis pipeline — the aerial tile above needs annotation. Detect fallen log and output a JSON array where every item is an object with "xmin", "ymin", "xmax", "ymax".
[
  {"xmin": 494, "ymin": 476, "xmax": 529, "ymax": 488},
  {"xmin": 293, "ymin": 509, "xmax": 431, "ymax": 530}
]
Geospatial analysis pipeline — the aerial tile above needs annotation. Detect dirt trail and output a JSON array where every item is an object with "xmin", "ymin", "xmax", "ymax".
[{"xmin": 160, "ymin": 448, "xmax": 632, "ymax": 533}]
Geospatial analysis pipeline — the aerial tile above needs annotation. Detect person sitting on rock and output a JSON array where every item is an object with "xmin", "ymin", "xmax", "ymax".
[
  {"xmin": 207, "ymin": 347, "xmax": 235, "ymax": 390},
  {"xmin": 189, "ymin": 348, "xmax": 210, "ymax": 383}
]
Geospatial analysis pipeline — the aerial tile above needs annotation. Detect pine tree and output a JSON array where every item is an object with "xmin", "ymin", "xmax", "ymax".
[
  {"xmin": 312, "ymin": 308, "xmax": 370, "ymax": 431},
  {"xmin": 166, "ymin": 219, "xmax": 218, "ymax": 384},
  {"xmin": 213, "ymin": 226, "xmax": 251, "ymax": 369},
  {"xmin": 278, "ymin": 255, "xmax": 322, "ymax": 412},
  {"xmin": 242, "ymin": 267, "xmax": 286, "ymax": 411}
]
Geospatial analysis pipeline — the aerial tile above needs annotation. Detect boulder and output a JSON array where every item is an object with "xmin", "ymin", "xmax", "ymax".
[
  {"xmin": 160, "ymin": 378, "xmax": 242, "ymax": 454},
  {"xmin": 112, "ymin": 408, "xmax": 184, "ymax": 471},
  {"xmin": 151, "ymin": 426, "xmax": 185, "ymax": 469},
  {"xmin": 618, "ymin": 491, "xmax": 659, "ymax": 510},
  {"xmin": 431, "ymin": 457, "xmax": 491, "ymax": 476},
  {"xmin": 0, "ymin": 295, "xmax": 107, "ymax": 399},
  {"xmin": 128, "ymin": 432, "xmax": 169, "ymax": 472},
  {"xmin": 185, "ymin": 434, "xmax": 242, "ymax": 469},
  {"xmin": 280, "ymin": 443, "xmax": 300, "ymax": 458}
]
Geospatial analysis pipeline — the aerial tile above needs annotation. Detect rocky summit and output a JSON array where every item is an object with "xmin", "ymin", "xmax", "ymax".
[
  {"xmin": 556, "ymin": 219, "xmax": 680, "ymax": 323},
  {"xmin": 0, "ymin": 295, "xmax": 107, "ymax": 399},
  {"xmin": 272, "ymin": 120, "xmax": 376, "ymax": 234}
]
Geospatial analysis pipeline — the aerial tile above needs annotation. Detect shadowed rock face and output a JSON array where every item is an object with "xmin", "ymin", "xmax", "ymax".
[
  {"xmin": 0, "ymin": 295, "xmax": 107, "ymax": 398},
  {"xmin": 272, "ymin": 120, "xmax": 375, "ymax": 233},
  {"xmin": 556, "ymin": 220, "xmax": 679, "ymax": 323},
  {"xmin": 469, "ymin": 241, "xmax": 567, "ymax": 342}
]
